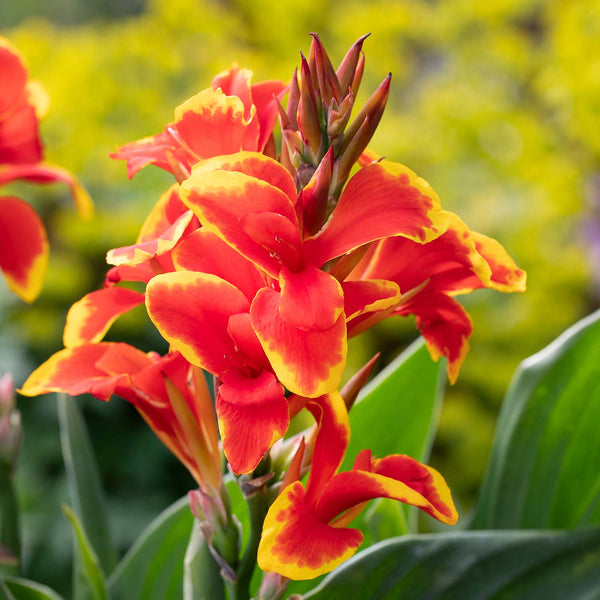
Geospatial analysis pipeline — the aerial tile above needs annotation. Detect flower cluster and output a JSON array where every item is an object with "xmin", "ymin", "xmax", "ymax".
[
  {"xmin": 0, "ymin": 37, "xmax": 92, "ymax": 302},
  {"xmin": 21, "ymin": 35, "xmax": 525, "ymax": 582}
]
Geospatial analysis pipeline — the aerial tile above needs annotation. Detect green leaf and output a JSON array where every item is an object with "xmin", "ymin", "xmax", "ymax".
[
  {"xmin": 0, "ymin": 464, "xmax": 19, "ymax": 576},
  {"xmin": 57, "ymin": 395, "xmax": 116, "ymax": 573},
  {"xmin": 108, "ymin": 496, "xmax": 194, "ymax": 600},
  {"xmin": 472, "ymin": 309, "xmax": 600, "ymax": 529},
  {"xmin": 0, "ymin": 576, "xmax": 65, "ymax": 600},
  {"xmin": 62, "ymin": 505, "xmax": 107, "ymax": 600},
  {"xmin": 183, "ymin": 521, "xmax": 225, "ymax": 600},
  {"xmin": 303, "ymin": 528, "xmax": 600, "ymax": 599}
]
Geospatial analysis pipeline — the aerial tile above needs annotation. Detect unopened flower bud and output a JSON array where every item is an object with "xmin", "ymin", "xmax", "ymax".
[
  {"xmin": 258, "ymin": 572, "xmax": 290, "ymax": 600},
  {"xmin": 336, "ymin": 33, "xmax": 370, "ymax": 96},
  {"xmin": 0, "ymin": 374, "xmax": 22, "ymax": 472}
]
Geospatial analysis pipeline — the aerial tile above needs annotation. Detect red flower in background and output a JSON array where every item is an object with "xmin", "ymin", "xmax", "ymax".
[{"xmin": 0, "ymin": 37, "xmax": 92, "ymax": 303}]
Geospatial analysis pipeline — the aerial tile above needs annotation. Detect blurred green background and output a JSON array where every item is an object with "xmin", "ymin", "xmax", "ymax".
[{"xmin": 2, "ymin": 0, "xmax": 599, "ymax": 593}]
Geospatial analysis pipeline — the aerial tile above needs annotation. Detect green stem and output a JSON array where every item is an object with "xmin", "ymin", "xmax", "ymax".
[
  {"xmin": 0, "ymin": 462, "xmax": 20, "ymax": 575},
  {"xmin": 233, "ymin": 488, "xmax": 269, "ymax": 600}
]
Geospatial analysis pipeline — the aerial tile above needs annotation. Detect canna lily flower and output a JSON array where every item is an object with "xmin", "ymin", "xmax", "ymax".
[
  {"xmin": 257, "ymin": 391, "xmax": 458, "ymax": 579},
  {"xmin": 146, "ymin": 230, "xmax": 289, "ymax": 475},
  {"xmin": 346, "ymin": 209, "xmax": 526, "ymax": 382},
  {"xmin": 0, "ymin": 36, "xmax": 92, "ymax": 303},
  {"xmin": 111, "ymin": 65, "xmax": 287, "ymax": 181},
  {"xmin": 176, "ymin": 151, "xmax": 448, "ymax": 398},
  {"xmin": 19, "ymin": 343, "xmax": 222, "ymax": 491}
]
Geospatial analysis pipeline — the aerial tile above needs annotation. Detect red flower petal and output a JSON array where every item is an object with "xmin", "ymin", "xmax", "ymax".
[
  {"xmin": 173, "ymin": 229, "xmax": 268, "ymax": 303},
  {"xmin": 250, "ymin": 80, "xmax": 288, "ymax": 151},
  {"xmin": 136, "ymin": 184, "xmax": 189, "ymax": 243},
  {"xmin": 217, "ymin": 369, "xmax": 288, "ymax": 474},
  {"xmin": 315, "ymin": 459, "xmax": 458, "ymax": 526},
  {"xmin": 63, "ymin": 287, "xmax": 145, "ymax": 347},
  {"xmin": 19, "ymin": 342, "xmax": 152, "ymax": 401},
  {"xmin": 0, "ymin": 39, "xmax": 42, "ymax": 164},
  {"xmin": 257, "ymin": 480, "xmax": 363, "ymax": 580},
  {"xmin": 250, "ymin": 288, "xmax": 347, "ymax": 397},
  {"xmin": 304, "ymin": 393, "xmax": 351, "ymax": 504},
  {"xmin": 146, "ymin": 271, "xmax": 250, "ymax": 374},
  {"xmin": 0, "ymin": 196, "xmax": 48, "ymax": 302},
  {"xmin": 180, "ymin": 167, "xmax": 297, "ymax": 277},
  {"xmin": 279, "ymin": 265, "xmax": 344, "ymax": 330},
  {"xmin": 472, "ymin": 232, "xmax": 527, "ymax": 293},
  {"xmin": 341, "ymin": 279, "xmax": 400, "ymax": 321},
  {"xmin": 398, "ymin": 291, "xmax": 473, "ymax": 384},
  {"xmin": 106, "ymin": 211, "xmax": 194, "ymax": 266},
  {"xmin": 0, "ymin": 163, "xmax": 93, "ymax": 219},
  {"xmin": 191, "ymin": 152, "xmax": 297, "ymax": 204},
  {"xmin": 0, "ymin": 38, "xmax": 28, "ymax": 113},
  {"xmin": 304, "ymin": 161, "xmax": 448, "ymax": 266},
  {"xmin": 111, "ymin": 87, "xmax": 252, "ymax": 178}
]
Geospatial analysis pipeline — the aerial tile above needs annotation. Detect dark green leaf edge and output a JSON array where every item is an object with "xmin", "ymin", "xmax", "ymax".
[
  {"xmin": 57, "ymin": 394, "xmax": 117, "ymax": 572},
  {"xmin": 62, "ymin": 505, "xmax": 107, "ymax": 600},
  {"xmin": 304, "ymin": 527, "xmax": 600, "ymax": 600},
  {"xmin": 0, "ymin": 576, "xmax": 65, "ymax": 600}
]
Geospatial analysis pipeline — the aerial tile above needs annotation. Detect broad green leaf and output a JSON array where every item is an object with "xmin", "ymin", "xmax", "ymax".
[
  {"xmin": 108, "ymin": 496, "xmax": 193, "ymax": 600},
  {"xmin": 472, "ymin": 309, "xmax": 600, "ymax": 529},
  {"xmin": 0, "ymin": 576, "xmax": 64, "ymax": 600},
  {"xmin": 62, "ymin": 505, "xmax": 107, "ymax": 600},
  {"xmin": 183, "ymin": 521, "xmax": 225, "ymax": 600},
  {"xmin": 303, "ymin": 528, "xmax": 600, "ymax": 599},
  {"xmin": 0, "ymin": 464, "xmax": 19, "ymax": 576},
  {"xmin": 57, "ymin": 395, "xmax": 116, "ymax": 573}
]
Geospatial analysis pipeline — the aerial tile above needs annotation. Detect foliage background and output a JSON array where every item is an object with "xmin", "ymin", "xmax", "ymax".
[{"xmin": 1, "ymin": 0, "xmax": 599, "ymax": 594}]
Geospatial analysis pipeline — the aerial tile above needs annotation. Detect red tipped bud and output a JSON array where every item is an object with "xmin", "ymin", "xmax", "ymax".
[
  {"xmin": 286, "ymin": 68, "xmax": 300, "ymax": 129},
  {"xmin": 340, "ymin": 354, "xmax": 380, "ymax": 411},
  {"xmin": 298, "ymin": 53, "xmax": 323, "ymax": 156},
  {"xmin": 299, "ymin": 145, "xmax": 334, "ymax": 236},
  {"xmin": 337, "ymin": 33, "xmax": 370, "ymax": 96},
  {"xmin": 350, "ymin": 50, "xmax": 366, "ymax": 94},
  {"xmin": 0, "ymin": 374, "xmax": 21, "ymax": 472},
  {"xmin": 335, "ymin": 73, "xmax": 391, "ymax": 189},
  {"xmin": 310, "ymin": 33, "xmax": 341, "ymax": 105},
  {"xmin": 327, "ymin": 91, "xmax": 354, "ymax": 138}
]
